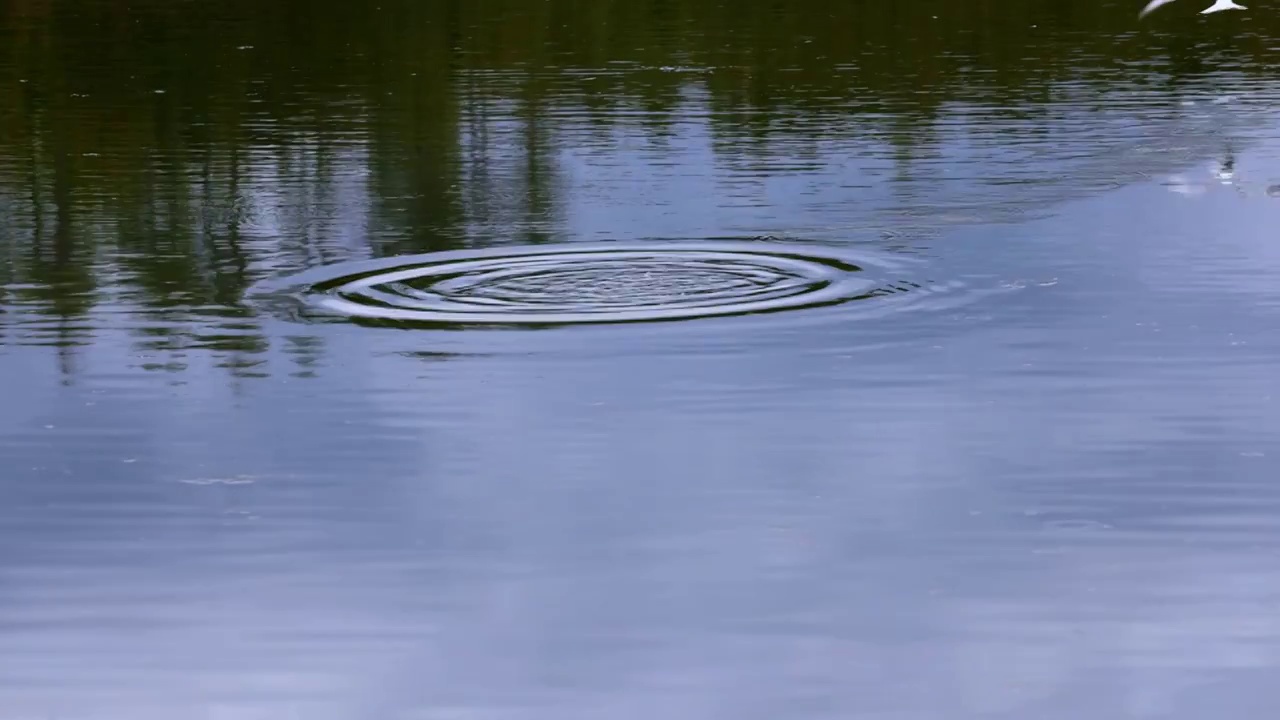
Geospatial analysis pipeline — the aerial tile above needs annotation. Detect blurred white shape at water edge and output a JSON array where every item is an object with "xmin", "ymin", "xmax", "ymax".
[
  {"xmin": 1161, "ymin": 151, "xmax": 1257, "ymax": 197},
  {"xmin": 1139, "ymin": 0, "xmax": 1246, "ymax": 19}
]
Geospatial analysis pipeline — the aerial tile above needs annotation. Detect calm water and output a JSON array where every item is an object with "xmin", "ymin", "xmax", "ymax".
[{"xmin": 4, "ymin": 0, "xmax": 1280, "ymax": 717}]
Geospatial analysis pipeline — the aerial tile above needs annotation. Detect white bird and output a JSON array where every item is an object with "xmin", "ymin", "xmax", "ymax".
[{"xmin": 1140, "ymin": 0, "xmax": 1247, "ymax": 18}]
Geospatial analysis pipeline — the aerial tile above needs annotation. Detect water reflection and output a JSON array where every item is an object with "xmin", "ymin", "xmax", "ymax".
[
  {"xmin": 4, "ymin": 0, "xmax": 1280, "ymax": 717},
  {"xmin": 2, "ymin": 0, "xmax": 1279, "ymax": 370}
]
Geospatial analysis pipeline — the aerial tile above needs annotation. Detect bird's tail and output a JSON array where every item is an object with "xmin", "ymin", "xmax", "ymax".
[{"xmin": 1202, "ymin": 0, "xmax": 1246, "ymax": 13}]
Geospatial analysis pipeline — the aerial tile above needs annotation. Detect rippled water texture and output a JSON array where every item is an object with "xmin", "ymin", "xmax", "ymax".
[
  {"xmin": 5, "ymin": 0, "xmax": 1280, "ymax": 718},
  {"xmin": 258, "ymin": 241, "xmax": 929, "ymax": 326}
]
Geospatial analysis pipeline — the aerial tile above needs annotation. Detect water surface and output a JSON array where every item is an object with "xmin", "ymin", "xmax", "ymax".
[{"xmin": 3, "ymin": 0, "xmax": 1280, "ymax": 717}]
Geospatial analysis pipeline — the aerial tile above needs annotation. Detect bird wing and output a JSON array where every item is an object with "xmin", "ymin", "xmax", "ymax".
[{"xmin": 1139, "ymin": 0, "xmax": 1180, "ymax": 17}]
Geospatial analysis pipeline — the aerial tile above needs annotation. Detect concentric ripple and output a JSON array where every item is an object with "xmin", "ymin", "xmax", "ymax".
[{"xmin": 255, "ymin": 241, "xmax": 934, "ymax": 327}]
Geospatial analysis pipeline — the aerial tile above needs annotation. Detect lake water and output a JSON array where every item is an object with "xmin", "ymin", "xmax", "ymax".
[{"xmin": 4, "ymin": 0, "xmax": 1280, "ymax": 717}]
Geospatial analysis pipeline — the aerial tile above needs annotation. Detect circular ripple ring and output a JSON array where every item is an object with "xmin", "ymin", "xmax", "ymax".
[{"xmin": 263, "ymin": 241, "xmax": 921, "ymax": 327}]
